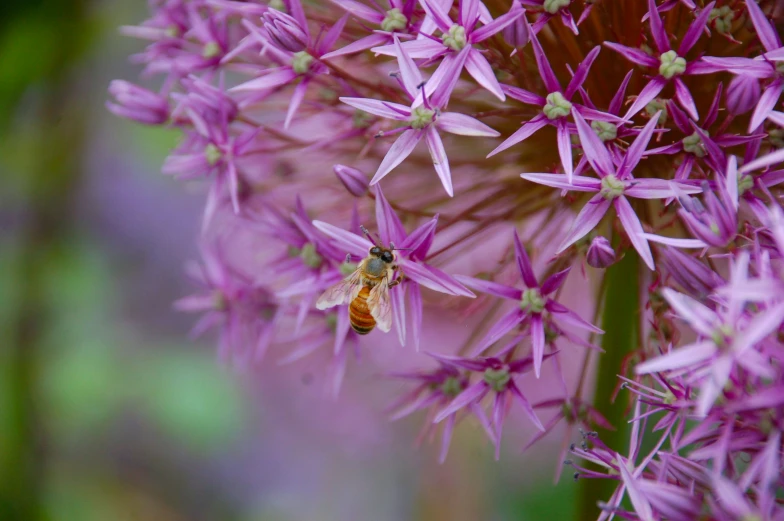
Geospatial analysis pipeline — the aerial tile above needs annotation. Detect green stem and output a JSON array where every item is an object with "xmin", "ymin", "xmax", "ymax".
[{"xmin": 577, "ymin": 250, "xmax": 640, "ymax": 521}]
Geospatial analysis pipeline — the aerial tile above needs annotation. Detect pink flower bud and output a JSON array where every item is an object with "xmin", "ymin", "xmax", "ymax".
[
  {"xmin": 262, "ymin": 10, "xmax": 308, "ymax": 52},
  {"xmin": 503, "ymin": 4, "xmax": 529, "ymax": 48},
  {"xmin": 333, "ymin": 164, "xmax": 369, "ymax": 197},
  {"xmin": 726, "ymin": 75, "xmax": 760, "ymax": 116},
  {"xmin": 586, "ymin": 236, "xmax": 616, "ymax": 268},
  {"xmin": 106, "ymin": 80, "xmax": 169, "ymax": 125}
]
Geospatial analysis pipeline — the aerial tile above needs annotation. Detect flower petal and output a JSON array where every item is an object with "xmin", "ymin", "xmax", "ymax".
[
  {"xmin": 339, "ymin": 97, "xmax": 410, "ymax": 120},
  {"xmin": 635, "ymin": 340, "xmax": 717, "ymax": 374},
  {"xmin": 425, "ymin": 127, "xmax": 454, "ymax": 196},
  {"xmin": 437, "ymin": 112, "xmax": 500, "ymax": 137},
  {"xmin": 371, "ymin": 129, "xmax": 424, "ymax": 184},
  {"xmin": 557, "ymin": 194, "xmax": 612, "ymax": 253},
  {"xmin": 614, "ymin": 196, "xmax": 655, "ymax": 270},
  {"xmin": 454, "ymin": 275, "xmax": 522, "ymax": 300},
  {"xmin": 465, "ymin": 49, "xmax": 505, "ymax": 101},
  {"xmin": 312, "ymin": 220, "xmax": 373, "ymax": 257},
  {"xmin": 487, "ymin": 114, "xmax": 549, "ymax": 157}
]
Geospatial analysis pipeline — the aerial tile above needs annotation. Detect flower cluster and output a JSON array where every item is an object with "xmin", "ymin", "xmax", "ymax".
[{"xmin": 111, "ymin": 0, "xmax": 784, "ymax": 516}]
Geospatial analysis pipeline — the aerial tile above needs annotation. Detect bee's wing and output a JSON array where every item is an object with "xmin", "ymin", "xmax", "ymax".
[
  {"xmin": 316, "ymin": 271, "xmax": 361, "ymax": 310},
  {"xmin": 367, "ymin": 278, "xmax": 393, "ymax": 333}
]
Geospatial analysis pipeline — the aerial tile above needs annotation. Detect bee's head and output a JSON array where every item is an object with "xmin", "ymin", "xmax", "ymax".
[
  {"xmin": 369, "ymin": 246, "xmax": 382, "ymax": 257},
  {"xmin": 380, "ymin": 250, "xmax": 394, "ymax": 263}
]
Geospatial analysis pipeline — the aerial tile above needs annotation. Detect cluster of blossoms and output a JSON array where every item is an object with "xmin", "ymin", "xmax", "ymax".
[{"xmin": 111, "ymin": 0, "xmax": 784, "ymax": 516}]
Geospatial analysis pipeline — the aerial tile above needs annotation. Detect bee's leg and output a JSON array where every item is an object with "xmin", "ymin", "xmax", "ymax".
[{"xmin": 388, "ymin": 267, "xmax": 405, "ymax": 288}]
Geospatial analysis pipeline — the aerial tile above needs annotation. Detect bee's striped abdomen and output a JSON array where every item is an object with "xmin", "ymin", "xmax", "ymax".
[{"xmin": 349, "ymin": 286, "xmax": 375, "ymax": 335}]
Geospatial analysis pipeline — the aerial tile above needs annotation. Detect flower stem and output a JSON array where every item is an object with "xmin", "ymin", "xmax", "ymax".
[{"xmin": 578, "ymin": 250, "xmax": 640, "ymax": 520}]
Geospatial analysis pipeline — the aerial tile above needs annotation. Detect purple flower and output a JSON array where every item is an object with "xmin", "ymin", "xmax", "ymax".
[
  {"xmin": 457, "ymin": 231, "xmax": 602, "ymax": 376},
  {"xmin": 586, "ymin": 236, "xmax": 616, "ymax": 268},
  {"xmin": 430, "ymin": 351, "xmax": 551, "ymax": 458},
  {"xmin": 701, "ymin": 0, "xmax": 784, "ymax": 131},
  {"xmin": 261, "ymin": 8, "xmax": 309, "ymax": 52},
  {"xmin": 175, "ymin": 245, "xmax": 281, "ymax": 365},
  {"xmin": 606, "ymin": 0, "xmax": 716, "ymax": 120},
  {"xmin": 372, "ymin": 0, "xmax": 526, "ymax": 101},
  {"xmin": 321, "ymin": 0, "xmax": 417, "ymax": 59},
  {"xmin": 521, "ymin": 110, "xmax": 702, "ymax": 269},
  {"xmin": 386, "ymin": 359, "xmax": 475, "ymax": 463},
  {"xmin": 488, "ymin": 34, "xmax": 619, "ymax": 182},
  {"xmin": 636, "ymin": 267, "xmax": 784, "ymax": 416},
  {"xmin": 645, "ymin": 90, "xmax": 763, "ymax": 181},
  {"xmin": 230, "ymin": 2, "xmax": 348, "ymax": 128},
  {"xmin": 313, "ymin": 186, "xmax": 475, "ymax": 348},
  {"xmin": 106, "ymin": 80, "xmax": 169, "ymax": 125},
  {"xmin": 340, "ymin": 36, "xmax": 499, "ymax": 196}
]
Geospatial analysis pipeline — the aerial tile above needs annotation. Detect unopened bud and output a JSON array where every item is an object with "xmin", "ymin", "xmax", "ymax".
[
  {"xmin": 106, "ymin": 80, "xmax": 169, "ymax": 125},
  {"xmin": 262, "ymin": 9, "xmax": 308, "ymax": 52},
  {"xmin": 586, "ymin": 236, "xmax": 616, "ymax": 268},
  {"xmin": 502, "ymin": 4, "xmax": 529, "ymax": 48},
  {"xmin": 333, "ymin": 164, "xmax": 369, "ymax": 197},
  {"xmin": 726, "ymin": 75, "xmax": 760, "ymax": 116}
]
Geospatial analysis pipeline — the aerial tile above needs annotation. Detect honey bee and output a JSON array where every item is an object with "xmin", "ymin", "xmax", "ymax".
[{"xmin": 316, "ymin": 227, "xmax": 403, "ymax": 335}]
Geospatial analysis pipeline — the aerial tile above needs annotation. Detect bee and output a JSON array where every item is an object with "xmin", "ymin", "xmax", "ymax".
[{"xmin": 316, "ymin": 227, "xmax": 403, "ymax": 335}]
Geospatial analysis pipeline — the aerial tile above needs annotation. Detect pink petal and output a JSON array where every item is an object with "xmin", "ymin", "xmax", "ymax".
[
  {"xmin": 503, "ymin": 84, "xmax": 546, "ymax": 106},
  {"xmin": 521, "ymin": 172, "xmax": 601, "ymax": 192},
  {"xmin": 393, "ymin": 34, "xmax": 423, "ymax": 99},
  {"xmin": 674, "ymin": 77, "xmax": 699, "ymax": 121},
  {"xmin": 425, "ymin": 127, "xmax": 453, "ymax": 196},
  {"xmin": 603, "ymin": 42, "xmax": 660, "ymax": 68},
  {"xmin": 338, "ymin": 97, "xmax": 410, "ymax": 120},
  {"xmin": 614, "ymin": 196, "xmax": 655, "ymax": 270},
  {"xmin": 618, "ymin": 113, "xmax": 661, "ymax": 178},
  {"xmin": 635, "ymin": 340, "xmax": 717, "ymax": 374},
  {"xmin": 745, "ymin": 0, "xmax": 782, "ymax": 52},
  {"xmin": 374, "ymin": 185, "xmax": 407, "ymax": 245},
  {"xmin": 565, "ymin": 46, "xmax": 601, "ymax": 99},
  {"xmin": 531, "ymin": 314, "xmax": 545, "ymax": 378},
  {"xmin": 487, "ymin": 114, "xmax": 548, "ymax": 157},
  {"xmin": 409, "ymin": 284, "xmax": 423, "ymax": 351},
  {"xmin": 372, "ymin": 129, "xmax": 424, "ymax": 184},
  {"xmin": 437, "ymin": 112, "xmax": 500, "ymax": 137},
  {"xmin": 556, "ymin": 120, "xmax": 574, "ymax": 182},
  {"xmin": 321, "ymin": 33, "xmax": 389, "ymax": 60},
  {"xmin": 557, "ymin": 194, "xmax": 612, "ymax": 253},
  {"xmin": 472, "ymin": 4, "xmax": 525, "ymax": 42},
  {"xmin": 617, "ymin": 457, "xmax": 655, "ymax": 521},
  {"xmin": 284, "ymin": 77, "xmax": 309, "ymax": 129},
  {"xmin": 622, "ymin": 76, "xmax": 667, "ymax": 120},
  {"xmin": 647, "ymin": 0, "xmax": 671, "ymax": 53},
  {"xmin": 508, "ymin": 381, "xmax": 545, "ymax": 431},
  {"xmin": 473, "ymin": 308, "xmax": 526, "ymax": 355},
  {"xmin": 434, "ymin": 381, "xmax": 489, "ymax": 423},
  {"xmin": 230, "ymin": 67, "xmax": 297, "ymax": 92},
  {"xmin": 530, "ymin": 32, "xmax": 561, "ymax": 92},
  {"xmin": 749, "ymin": 77, "xmax": 783, "ymax": 131},
  {"xmin": 454, "ymin": 275, "xmax": 523, "ymax": 300},
  {"xmin": 331, "ymin": 0, "xmax": 384, "ymax": 23},
  {"xmin": 513, "ymin": 230, "xmax": 538, "ymax": 287},
  {"xmin": 465, "ymin": 49, "xmax": 505, "ymax": 100},
  {"xmin": 740, "ymin": 148, "xmax": 784, "ymax": 173},
  {"xmin": 312, "ymin": 220, "xmax": 373, "ymax": 257},
  {"xmin": 677, "ymin": 2, "xmax": 715, "ymax": 55},
  {"xmin": 572, "ymin": 109, "xmax": 614, "ymax": 177}
]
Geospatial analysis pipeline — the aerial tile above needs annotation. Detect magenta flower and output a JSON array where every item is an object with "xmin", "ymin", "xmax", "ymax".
[
  {"xmin": 261, "ymin": 8, "xmax": 309, "ymax": 53},
  {"xmin": 386, "ymin": 358, "xmax": 478, "ymax": 463},
  {"xmin": 636, "ymin": 276, "xmax": 784, "ymax": 416},
  {"xmin": 321, "ymin": 0, "xmax": 417, "ymax": 59},
  {"xmin": 646, "ymin": 91, "xmax": 764, "ymax": 180},
  {"xmin": 487, "ymin": 34, "xmax": 619, "ymax": 182},
  {"xmin": 332, "ymin": 164, "xmax": 369, "ymax": 197},
  {"xmin": 456, "ymin": 231, "xmax": 602, "ymax": 376},
  {"xmin": 606, "ymin": 0, "xmax": 716, "ymax": 120},
  {"xmin": 313, "ymin": 186, "xmax": 475, "ymax": 348},
  {"xmin": 521, "ymin": 110, "xmax": 701, "ymax": 269},
  {"xmin": 372, "ymin": 0, "xmax": 526, "ymax": 101},
  {"xmin": 175, "ymin": 245, "xmax": 281, "ymax": 365},
  {"xmin": 230, "ymin": 2, "xmax": 348, "ymax": 128},
  {"xmin": 431, "ymin": 351, "xmax": 552, "ymax": 458},
  {"xmin": 106, "ymin": 80, "xmax": 169, "ymax": 125},
  {"xmin": 340, "ymin": 37, "xmax": 499, "ymax": 196},
  {"xmin": 658, "ymin": 246, "xmax": 723, "ymax": 298},
  {"xmin": 702, "ymin": 0, "xmax": 784, "ymax": 131}
]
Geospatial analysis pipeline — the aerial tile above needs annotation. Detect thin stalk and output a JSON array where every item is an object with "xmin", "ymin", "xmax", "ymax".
[{"xmin": 577, "ymin": 250, "xmax": 640, "ymax": 521}]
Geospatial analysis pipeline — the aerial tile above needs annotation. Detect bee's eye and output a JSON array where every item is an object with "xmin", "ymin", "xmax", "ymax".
[
  {"xmin": 381, "ymin": 251, "xmax": 394, "ymax": 263},
  {"xmin": 369, "ymin": 246, "xmax": 381, "ymax": 256}
]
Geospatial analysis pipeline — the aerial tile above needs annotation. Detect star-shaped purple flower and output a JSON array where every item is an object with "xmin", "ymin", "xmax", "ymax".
[
  {"xmin": 340, "ymin": 36, "xmax": 500, "ymax": 196},
  {"xmin": 456, "ymin": 230, "xmax": 602, "ymax": 376}
]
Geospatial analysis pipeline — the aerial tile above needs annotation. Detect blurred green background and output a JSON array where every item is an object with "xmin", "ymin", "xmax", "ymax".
[{"xmin": 0, "ymin": 1, "xmax": 577, "ymax": 520}]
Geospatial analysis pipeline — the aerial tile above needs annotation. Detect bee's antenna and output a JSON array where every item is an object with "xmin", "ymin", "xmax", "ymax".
[{"xmin": 391, "ymin": 247, "xmax": 414, "ymax": 251}]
